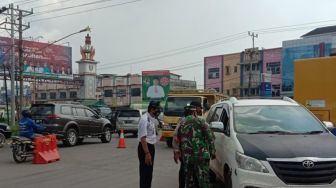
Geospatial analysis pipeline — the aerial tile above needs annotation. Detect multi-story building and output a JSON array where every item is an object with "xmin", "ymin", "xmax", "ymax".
[
  {"xmin": 263, "ymin": 48, "xmax": 282, "ymax": 96},
  {"xmin": 223, "ymin": 53, "xmax": 240, "ymax": 97},
  {"xmin": 204, "ymin": 55, "xmax": 223, "ymax": 93},
  {"xmin": 240, "ymin": 48, "xmax": 263, "ymax": 97},
  {"xmin": 35, "ymin": 72, "xmax": 196, "ymax": 107},
  {"xmin": 282, "ymin": 25, "xmax": 336, "ymax": 96}
]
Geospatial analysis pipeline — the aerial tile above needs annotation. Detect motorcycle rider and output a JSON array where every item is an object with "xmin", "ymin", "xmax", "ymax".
[{"xmin": 19, "ymin": 110, "xmax": 45, "ymax": 139}]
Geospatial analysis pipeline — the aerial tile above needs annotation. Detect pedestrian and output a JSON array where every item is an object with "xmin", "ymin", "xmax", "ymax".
[
  {"xmin": 176, "ymin": 104, "xmax": 216, "ymax": 188},
  {"xmin": 137, "ymin": 101, "xmax": 161, "ymax": 188},
  {"xmin": 172, "ymin": 101, "xmax": 204, "ymax": 188}
]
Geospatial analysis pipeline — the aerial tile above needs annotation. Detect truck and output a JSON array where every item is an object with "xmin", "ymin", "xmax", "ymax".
[
  {"xmin": 161, "ymin": 89, "xmax": 227, "ymax": 147},
  {"xmin": 294, "ymin": 56, "xmax": 336, "ymax": 125}
]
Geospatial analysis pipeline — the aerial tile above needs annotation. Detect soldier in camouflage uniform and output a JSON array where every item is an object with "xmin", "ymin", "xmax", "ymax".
[{"xmin": 176, "ymin": 105, "xmax": 216, "ymax": 188}]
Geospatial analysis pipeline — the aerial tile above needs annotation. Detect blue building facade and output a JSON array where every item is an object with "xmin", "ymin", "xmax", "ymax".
[{"xmin": 282, "ymin": 43, "xmax": 332, "ymax": 94}]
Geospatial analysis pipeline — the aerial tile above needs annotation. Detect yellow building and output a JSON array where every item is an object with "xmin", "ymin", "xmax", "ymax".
[{"xmin": 294, "ymin": 56, "xmax": 336, "ymax": 125}]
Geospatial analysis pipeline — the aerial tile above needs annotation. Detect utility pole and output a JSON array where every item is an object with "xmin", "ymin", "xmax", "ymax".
[
  {"xmin": 10, "ymin": 3, "xmax": 15, "ymax": 127},
  {"xmin": 0, "ymin": 4, "xmax": 32, "ymax": 125},
  {"xmin": 247, "ymin": 31, "xmax": 258, "ymax": 97}
]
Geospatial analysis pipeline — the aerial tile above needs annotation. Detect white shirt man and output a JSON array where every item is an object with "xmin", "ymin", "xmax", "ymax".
[
  {"xmin": 138, "ymin": 112, "xmax": 157, "ymax": 144},
  {"xmin": 147, "ymin": 85, "xmax": 165, "ymax": 99}
]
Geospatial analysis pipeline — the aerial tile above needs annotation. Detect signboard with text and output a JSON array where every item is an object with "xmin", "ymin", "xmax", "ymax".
[{"xmin": 0, "ymin": 37, "xmax": 72, "ymax": 79}]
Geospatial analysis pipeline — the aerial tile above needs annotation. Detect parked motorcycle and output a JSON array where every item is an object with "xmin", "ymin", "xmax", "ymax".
[{"xmin": 10, "ymin": 136, "xmax": 34, "ymax": 163}]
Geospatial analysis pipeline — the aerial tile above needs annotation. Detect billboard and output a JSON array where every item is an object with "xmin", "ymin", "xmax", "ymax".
[
  {"xmin": 142, "ymin": 70, "xmax": 170, "ymax": 102},
  {"xmin": 0, "ymin": 37, "xmax": 72, "ymax": 79}
]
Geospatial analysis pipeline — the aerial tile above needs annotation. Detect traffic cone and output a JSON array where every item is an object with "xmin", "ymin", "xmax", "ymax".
[{"xmin": 117, "ymin": 129, "xmax": 126, "ymax": 148}]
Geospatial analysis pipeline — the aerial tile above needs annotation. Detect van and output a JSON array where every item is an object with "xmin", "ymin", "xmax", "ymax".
[{"xmin": 207, "ymin": 97, "xmax": 336, "ymax": 188}]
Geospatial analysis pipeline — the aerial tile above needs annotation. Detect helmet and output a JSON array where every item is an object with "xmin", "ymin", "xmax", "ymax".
[{"xmin": 21, "ymin": 110, "xmax": 32, "ymax": 118}]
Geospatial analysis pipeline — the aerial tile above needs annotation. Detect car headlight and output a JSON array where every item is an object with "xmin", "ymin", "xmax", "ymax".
[{"xmin": 236, "ymin": 152, "xmax": 269, "ymax": 173}]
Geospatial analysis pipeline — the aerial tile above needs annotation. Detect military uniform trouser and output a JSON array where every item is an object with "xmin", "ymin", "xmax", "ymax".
[{"xmin": 183, "ymin": 159, "xmax": 210, "ymax": 188}]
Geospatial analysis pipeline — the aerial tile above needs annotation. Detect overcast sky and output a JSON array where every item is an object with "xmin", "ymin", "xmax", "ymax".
[{"xmin": 2, "ymin": 0, "xmax": 336, "ymax": 88}]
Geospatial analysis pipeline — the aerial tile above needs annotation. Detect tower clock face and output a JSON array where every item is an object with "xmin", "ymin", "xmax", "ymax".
[{"xmin": 89, "ymin": 64, "xmax": 94, "ymax": 72}]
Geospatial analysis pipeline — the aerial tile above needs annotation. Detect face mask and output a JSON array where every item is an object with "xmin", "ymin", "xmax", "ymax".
[{"xmin": 154, "ymin": 109, "xmax": 161, "ymax": 117}]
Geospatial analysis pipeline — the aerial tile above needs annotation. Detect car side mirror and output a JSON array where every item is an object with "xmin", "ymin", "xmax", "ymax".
[
  {"xmin": 210, "ymin": 121, "xmax": 224, "ymax": 133},
  {"xmin": 323, "ymin": 121, "xmax": 334, "ymax": 130}
]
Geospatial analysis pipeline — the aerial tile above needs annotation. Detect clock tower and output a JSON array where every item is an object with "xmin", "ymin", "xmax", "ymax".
[{"xmin": 76, "ymin": 34, "xmax": 98, "ymax": 99}]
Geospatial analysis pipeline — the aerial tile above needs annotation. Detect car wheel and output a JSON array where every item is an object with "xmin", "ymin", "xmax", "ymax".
[
  {"xmin": 101, "ymin": 127, "xmax": 112, "ymax": 143},
  {"xmin": 224, "ymin": 167, "xmax": 232, "ymax": 188},
  {"xmin": 63, "ymin": 128, "xmax": 78, "ymax": 147},
  {"xmin": 0, "ymin": 132, "xmax": 5, "ymax": 148}
]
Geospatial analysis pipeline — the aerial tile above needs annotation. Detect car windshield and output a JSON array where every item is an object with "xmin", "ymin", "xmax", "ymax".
[
  {"xmin": 164, "ymin": 97, "xmax": 201, "ymax": 117},
  {"xmin": 118, "ymin": 110, "xmax": 140, "ymax": 118},
  {"xmin": 234, "ymin": 105, "xmax": 326, "ymax": 134},
  {"xmin": 99, "ymin": 107, "xmax": 112, "ymax": 116},
  {"xmin": 31, "ymin": 105, "xmax": 54, "ymax": 116}
]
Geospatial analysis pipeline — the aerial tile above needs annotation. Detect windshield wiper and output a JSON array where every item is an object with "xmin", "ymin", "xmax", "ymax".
[
  {"xmin": 248, "ymin": 131, "xmax": 297, "ymax": 135},
  {"xmin": 301, "ymin": 130, "xmax": 324, "ymax": 134}
]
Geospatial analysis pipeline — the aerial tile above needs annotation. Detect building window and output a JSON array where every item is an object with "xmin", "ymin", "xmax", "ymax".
[
  {"xmin": 234, "ymin": 66, "xmax": 238, "ymax": 73},
  {"xmin": 131, "ymin": 88, "xmax": 141, "ymax": 97},
  {"xmin": 266, "ymin": 62, "xmax": 280, "ymax": 74},
  {"xmin": 104, "ymin": 90, "xmax": 113, "ymax": 97},
  {"xmin": 245, "ymin": 65, "xmax": 250, "ymax": 72},
  {"xmin": 252, "ymin": 64, "xmax": 256, "ymax": 71},
  {"xmin": 227, "ymin": 90, "xmax": 230, "ymax": 96},
  {"xmin": 117, "ymin": 89, "xmax": 126, "ymax": 97},
  {"xmin": 208, "ymin": 68, "xmax": 220, "ymax": 79},
  {"xmin": 60, "ymin": 92, "xmax": 66, "ymax": 99},
  {"xmin": 233, "ymin": 88, "xmax": 237, "ymax": 95},
  {"xmin": 40, "ymin": 93, "xmax": 46, "ymax": 99},
  {"xmin": 50, "ymin": 92, "xmax": 56, "ymax": 99},
  {"xmin": 70, "ymin": 92, "xmax": 77, "ymax": 98},
  {"xmin": 225, "ymin": 66, "xmax": 231, "ymax": 75}
]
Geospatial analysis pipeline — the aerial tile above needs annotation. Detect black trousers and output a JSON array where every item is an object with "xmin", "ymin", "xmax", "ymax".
[{"xmin": 138, "ymin": 142, "xmax": 155, "ymax": 188}]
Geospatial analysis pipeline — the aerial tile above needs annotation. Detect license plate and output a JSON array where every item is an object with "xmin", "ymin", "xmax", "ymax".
[{"xmin": 124, "ymin": 120, "xmax": 133, "ymax": 124}]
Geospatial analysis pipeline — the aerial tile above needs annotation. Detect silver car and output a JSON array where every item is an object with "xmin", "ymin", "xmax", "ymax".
[{"xmin": 116, "ymin": 109, "xmax": 141, "ymax": 136}]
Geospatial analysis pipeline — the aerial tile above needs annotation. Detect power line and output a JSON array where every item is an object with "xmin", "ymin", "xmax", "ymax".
[
  {"xmin": 32, "ymin": 0, "xmax": 81, "ymax": 9},
  {"xmin": 29, "ymin": 0, "xmax": 143, "ymax": 22},
  {"xmin": 29, "ymin": 0, "xmax": 119, "ymax": 17},
  {"xmin": 97, "ymin": 34, "xmax": 248, "ymax": 70},
  {"xmin": 97, "ymin": 22, "xmax": 336, "ymax": 70}
]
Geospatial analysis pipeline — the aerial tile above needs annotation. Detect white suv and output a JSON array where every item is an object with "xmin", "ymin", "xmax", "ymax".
[{"xmin": 207, "ymin": 97, "xmax": 336, "ymax": 188}]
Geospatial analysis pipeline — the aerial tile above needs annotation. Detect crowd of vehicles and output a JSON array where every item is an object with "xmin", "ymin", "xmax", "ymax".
[{"xmin": 208, "ymin": 97, "xmax": 336, "ymax": 188}]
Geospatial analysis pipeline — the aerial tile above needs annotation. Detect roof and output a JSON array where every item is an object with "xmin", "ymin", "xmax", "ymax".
[
  {"xmin": 221, "ymin": 98, "xmax": 299, "ymax": 106},
  {"xmin": 80, "ymin": 99, "xmax": 107, "ymax": 107},
  {"xmin": 301, "ymin": 25, "xmax": 336, "ymax": 38}
]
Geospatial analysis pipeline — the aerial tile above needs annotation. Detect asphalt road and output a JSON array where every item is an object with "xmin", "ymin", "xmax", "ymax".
[{"xmin": 0, "ymin": 134, "xmax": 223, "ymax": 188}]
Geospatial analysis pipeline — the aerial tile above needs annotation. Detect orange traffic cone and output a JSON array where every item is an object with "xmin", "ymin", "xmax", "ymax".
[{"xmin": 117, "ymin": 129, "xmax": 126, "ymax": 148}]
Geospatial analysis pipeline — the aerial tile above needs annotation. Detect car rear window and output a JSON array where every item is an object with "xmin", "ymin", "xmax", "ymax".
[
  {"xmin": 119, "ymin": 110, "xmax": 140, "ymax": 117},
  {"xmin": 31, "ymin": 105, "xmax": 54, "ymax": 116},
  {"xmin": 61, "ymin": 106, "xmax": 72, "ymax": 115}
]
